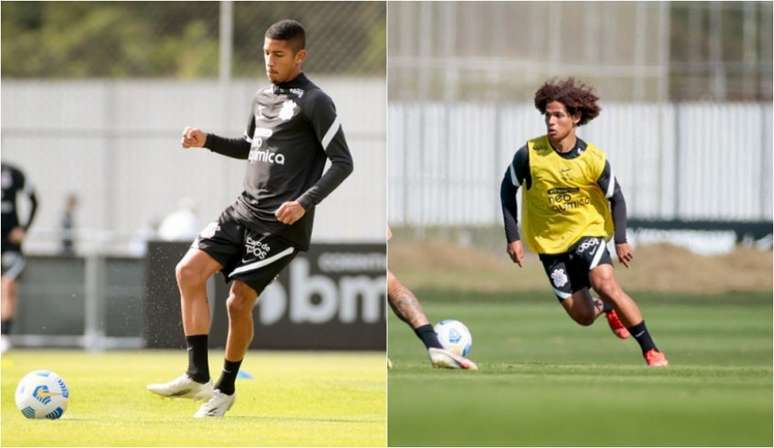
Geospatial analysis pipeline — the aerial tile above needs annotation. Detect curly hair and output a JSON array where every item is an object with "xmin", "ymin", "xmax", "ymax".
[{"xmin": 534, "ymin": 78, "xmax": 601, "ymax": 126}]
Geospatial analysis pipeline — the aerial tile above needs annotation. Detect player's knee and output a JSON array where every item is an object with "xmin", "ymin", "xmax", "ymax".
[
  {"xmin": 175, "ymin": 260, "xmax": 204, "ymax": 288},
  {"xmin": 591, "ymin": 273, "xmax": 617, "ymax": 298},
  {"xmin": 593, "ymin": 281, "xmax": 619, "ymax": 302},
  {"xmin": 226, "ymin": 294, "xmax": 252, "ymax": 317},
  {"xmin": 1, "ymin": 276, "xmax": 14, "ymax": 290}
]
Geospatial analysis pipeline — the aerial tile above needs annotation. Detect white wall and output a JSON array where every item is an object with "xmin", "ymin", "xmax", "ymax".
[
  {"xmin": 389, "ymin": 102, "xmax": 773, "ymax": 226},
  {"xmin": 1, "ymin": 78, "xmax": 386, "ymax": 253}
]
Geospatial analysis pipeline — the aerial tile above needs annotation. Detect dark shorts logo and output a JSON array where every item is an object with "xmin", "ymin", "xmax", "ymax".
[
  {"xmin": 575, "ymin": 238, "xmax": 599, "ymax": 255},
  {"xmin": 243, "ymin": 236, "xmax": 271, "ymax": 263}
]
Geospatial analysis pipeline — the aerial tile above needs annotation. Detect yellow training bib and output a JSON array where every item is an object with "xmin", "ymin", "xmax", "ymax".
[{"xmin": 522, "ymin": 135, "xmax": 613, "ymax": 254}]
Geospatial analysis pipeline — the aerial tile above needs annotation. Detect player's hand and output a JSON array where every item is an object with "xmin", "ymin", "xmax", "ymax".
[
  {"xmin": 616, "ymin": 243, "xmax": 633, "ymax": 268},
  {"xmin": 506, "ymin": 240, "xmax": 524, "ymax": 267},
  {"xmin": 275, "ymin": 201, "xmax": 306, "ymax": 225},
  {"xmin": 181, "ymin": 127, "xmax": 206, "ymax": 148},
  {"xmin": 387, "ymin": 226, "xmax": 392, "ymax": 241},
  {"xmin": 9, "ymin": 227, "xmax": 25, "ymax": 244}
]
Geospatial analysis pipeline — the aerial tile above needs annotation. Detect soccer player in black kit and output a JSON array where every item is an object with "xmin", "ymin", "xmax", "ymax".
[
  {"xmin": 1, "ymin": 162, "xmax": 39, "ymax": 353},
  {"xmin": 147, "ymin": 20, "xmax": 353, "ymax": 417}
]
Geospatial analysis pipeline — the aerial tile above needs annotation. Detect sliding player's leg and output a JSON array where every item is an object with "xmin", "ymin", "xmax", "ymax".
[{"xmin": 388, "ymin": 271, "xmax": 477, "ymax": 370}]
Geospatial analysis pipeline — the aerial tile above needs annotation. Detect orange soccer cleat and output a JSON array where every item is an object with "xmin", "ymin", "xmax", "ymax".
[
  {"xmin": 605, "ymin": 309, "xmax": 631, "ymax": 339},
  {"xmin": 643, "ymin": 349, "xmax": 669, "ymax": 367}
]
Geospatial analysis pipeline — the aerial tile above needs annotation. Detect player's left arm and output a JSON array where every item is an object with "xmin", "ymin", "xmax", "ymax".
[
  {"xmin": 277, "ymin": 92, "xmax": 353, "ymax": 225},
  {"xmin": 597, "ymin": 160, "xmax": 632, "ymax": 267}
]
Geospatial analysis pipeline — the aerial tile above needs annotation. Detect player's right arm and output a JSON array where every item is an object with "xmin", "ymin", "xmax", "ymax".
[
  {"xmin": 180, "ymin": 113, "xmax": 254, "ymax": 160},
  {"xmin": 500, "ymin": 146, "xmax": 529, "ymax": 267}
]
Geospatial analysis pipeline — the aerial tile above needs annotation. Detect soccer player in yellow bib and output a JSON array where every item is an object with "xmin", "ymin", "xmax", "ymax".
[{"xmin": 499, "ymin": 78, "xmax": 668, "ymax": 367}]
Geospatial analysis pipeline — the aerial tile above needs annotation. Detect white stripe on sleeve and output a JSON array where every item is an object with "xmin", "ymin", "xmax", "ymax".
[
  {"xmin": 22, "ymin": 180, "xmax": 35, "ymax": 196},
  {"xmin": 509, "ymin": 163, "xmax": 520, "ymax": 187},
  {"xmin": 321, "ymin": 116, "xmax": 341, "ymax": 151},
  {"xmin": 605, "ymin": 165, "xmax": 616, "ymax": 199}
]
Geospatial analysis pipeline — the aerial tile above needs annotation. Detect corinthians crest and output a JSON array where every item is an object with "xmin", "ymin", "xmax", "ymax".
[
  {"xmin": 279, "ymin": 100, "xmax": 297, "ymax": 121},
  {"xmin": 550, "ymin": 268, "xmax": 568, "ymax": 288}
]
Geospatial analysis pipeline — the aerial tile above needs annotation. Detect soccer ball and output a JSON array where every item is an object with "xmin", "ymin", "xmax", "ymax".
[
  {"xmin": 434, "ymin": 320, "xmax": 473, "ymax": 357},
  {"xmin": 15, "ymin": 370, "xmax": 69, "ymax": 419}
]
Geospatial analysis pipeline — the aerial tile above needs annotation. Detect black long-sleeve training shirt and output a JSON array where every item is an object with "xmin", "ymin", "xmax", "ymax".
[
  {"xmin": 500, "ymin": 138, "xmax": 628, "ymax": 245},
  {"xmin": 204, "ymin": 73, "xmax": 353, "ymax": 250},
  {"xmin": 1, "ymin": 163, "xmax": 38, "ymax": 236}
]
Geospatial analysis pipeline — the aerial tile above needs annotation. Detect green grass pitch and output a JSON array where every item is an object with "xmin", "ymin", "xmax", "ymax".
[
  {"xmin": 388, "ymin": 290, "xmax": 772, "ymax": 446},
  {"xmin": 2, "ymin": 350, "xmax": 385, "ymax": 446}
]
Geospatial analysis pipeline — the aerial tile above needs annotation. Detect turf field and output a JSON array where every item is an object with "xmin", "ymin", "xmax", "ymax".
[
  {"xmin": 388, "ymin": 290, "xmax": 773, "ymax": 446},
  {"xmin": 2, "ymin": 350, "xmax": 385, "ymax": 446}
]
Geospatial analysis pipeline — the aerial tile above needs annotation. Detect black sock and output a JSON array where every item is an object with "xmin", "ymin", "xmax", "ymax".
[
  {"xmin": 185, "ymin": 335, "xmax": 210, "ymax": 383},
  {"xmin": 627, "ymin": 321, "xmax": 657, "ymax": 353},
  {"xmin": 414, "ymin": 324, "xmax": 443, "ymax": 349},
  {"xmin": 214, "ymin": 359, "xmax": 242, "ymax": 396},
  {"xmin": 1, "ymin": 319, "xmax": 12, "ymax": 335},
  {"xmin": 593, "ymin": 298, "xmax": 613, "ymax": 314}
]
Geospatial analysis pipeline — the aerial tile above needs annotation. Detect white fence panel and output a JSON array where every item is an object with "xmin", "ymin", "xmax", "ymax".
[
  {"xmin": 2, "ymin": 78, "xmax": 386, "ymax": 253},
  {"xmin": 389, "ymin": 102, "xmax": 772, "ymax": 226}
]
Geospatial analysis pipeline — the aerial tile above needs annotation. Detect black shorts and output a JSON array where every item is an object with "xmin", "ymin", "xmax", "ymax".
[
  {"xmin": 1, "ymin": 239, "xmax": 25, "ymax": 280},
  {"xmin": 538, "ymin": 236, "xmax": 612, "ymax": 301},
  {"xmin": 192, "ymin": 211, "xmax": 298, "ymax": 294}
]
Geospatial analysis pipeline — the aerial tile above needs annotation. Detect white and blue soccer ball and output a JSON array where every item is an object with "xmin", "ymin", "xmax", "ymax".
[
  {"xmin": 434, "ymin": 319, "xmax": 473, "ymax": 357},
  {"xmin": 15, "ymin": 370, "xmax": 69, "ymax": 419}
]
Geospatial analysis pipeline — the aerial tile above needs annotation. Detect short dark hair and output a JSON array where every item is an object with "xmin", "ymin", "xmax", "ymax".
[
  {"xmin": 534, "ymin": 78, "xmax": 601, "ymax": 126},
  {"xmin": 265, "ymin": 19, "xmax": 306, "ymax": 52}
]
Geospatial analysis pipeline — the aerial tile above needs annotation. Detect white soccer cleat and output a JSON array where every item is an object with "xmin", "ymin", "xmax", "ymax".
[
  {"xmin": 193, "ymin": 389, "xmax": 235, "ymax": 418},
  {"xmin": 146, "ymin": 374, "xmax": 214, "ymax": 400},
  {"xmin": 428, "ymin": 347, "xmax": 479, "ymax": 370}
]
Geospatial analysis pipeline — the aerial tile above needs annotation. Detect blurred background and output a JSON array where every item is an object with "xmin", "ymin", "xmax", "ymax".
[
  {"xmin": 388, "ymin": 1, "xmax": 772, "ymax": 259},
  {"xmin": 1, "ymin": 1, "xmax": 386, "ymax": 350}
]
